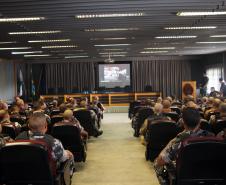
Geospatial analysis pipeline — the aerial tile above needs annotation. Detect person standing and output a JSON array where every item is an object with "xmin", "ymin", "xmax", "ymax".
[
  {"xmin": 200, "ymin": 71, "xmax": 209, "ymax": 96},
  {"xmin": 219, "ymin": 78, "xmax": 226, "ymax": 97}
]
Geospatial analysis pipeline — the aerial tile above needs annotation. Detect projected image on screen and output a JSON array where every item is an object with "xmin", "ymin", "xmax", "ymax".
[{"xmin": 99, "ymin": 64, "xmax": 131, "ymax": 88}]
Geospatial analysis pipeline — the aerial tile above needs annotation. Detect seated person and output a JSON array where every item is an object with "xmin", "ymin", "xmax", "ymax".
[
  {"xmin": 54, "ymin": 109, "xmax": 88, "ymax": 140},
  {"xmin": 0, "ymin": 99, "xmax": 8, "ymax": 111},
  {"xmin": 140, "ymin": 103, "xmax": 171, "ymax": 144},
  {"xmin": 204, "ymin": 98, "xmax": 221, "ymax": 119},
  {"xmin": 162, "ymin": 99, "xmax": 172, "ymax": 113},
  {"xmin": 154, "ymin": 108, "xmax": 214, "ymax": 183},
  {"xmin": 16, "ymin": 112, "xmax": 75, "ymax": 173},
  {"xmin": 0, "ymin": 124, "xmax": 8, "ymax": 148},
  {"xmin": 66, "ymin": 97, "xmax": 78, "ymax": 109},
  {"xmin": 33, "ymin": 101, "xmax": 50, "ymax": 121},
  {"xmin": 209, "ymin": 102, "xmax": 226, "ymax": 125},
  {"xmin": 209, "ymin": 87, "xmax": 221, "ymax": 97},
  {"xmin": 0, "ymin": 110, "xmax": 21, "ymax": 134},
  {"xmin": 74, "ymin": 100, "xmax": 103, "ymax": 137}
]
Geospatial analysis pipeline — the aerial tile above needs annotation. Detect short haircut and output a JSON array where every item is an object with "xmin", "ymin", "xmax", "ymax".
[
  {"xmin": 33, "ymin": 101, "xmax": 42, "ymax": 111},
  {"xmin": 28, "ymin": 112, "xmax": 47, "ymax": 131},
  {"xmin": 219, "ymin": 77, "xmax": 223, "ymax": 82},
  {"xmin": 162, "ymin": 99, "xmax": 171, "ymax": 109},
  {"xmin": 182, "ymin": 107, "xmax": 200, "ymax": 129}
]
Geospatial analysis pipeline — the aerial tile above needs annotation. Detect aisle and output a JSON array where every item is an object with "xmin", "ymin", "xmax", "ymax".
[{"xmin": 72, "ymin": 113, "xmax": 159, "ymax": 185}]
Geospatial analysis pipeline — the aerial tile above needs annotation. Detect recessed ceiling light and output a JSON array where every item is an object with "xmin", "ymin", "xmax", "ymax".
[
  {"xmin": 76, "ymin": 13, "xmax": 143, "ymax": 19},
  {"xmin": 140, "ymin": 51, "xmax": 169, "ymax": 54},
  {"xmin": 0, "ymin": 41, "xmax": 17, "ymax": 44},
  {"xmin": 210, "ymin": 35, "xmax": 226, "ymax": 38},
  {"xmin": 9, "ymin": 31, "xmax": 61, "ymax": 35},
  {"xmin": 144, "ymin": 47, "xmax": 175, "ymax": 50},
  {"xmin": 94, "ymin": 44, "xmax": 131, "ymax": 47},
  {"xmin": 184, "ymin": 46, "xmax": 216, "ymax": 49},
  {"xmin": 100, "ymin": 54, "xmax": 126, "ymax": 57},
  {"xmin": 12, "ymin": 51, "xmax": 43, "ymax": 55},
  {"xmin": 42, "ymin": 45, "xmax": 77, "ymax": 49},
  {"xmin": 155, "ymin": 36, "xmax": 197, "ymax": 39},
  {"xmin": 85, "ymin": 28, "xmax": 139, "ymax": 32},
  {"xmin": 65, "ymin": 56, "xmax": 89, "ymax": 59},
  {"xmin": 177, "ymin": 11, "xmax": 226, "ymax": 16},
  {"xmin": 28, "ymin": 39, "xmax": 71, "ymax": 43},
  {"xmin": 0, "ymin": 47, "xmax": 31, "ymax": 50},
  {"xmin": 91, "ymin": 37, "xmax": 129, "ymax": 41},
  {"xmin": 97, "ymin": 48, "xmax": 126, "ymax": 51},
  {"xmin": 196, "ymin": 41, "xmax": 226, "ymax": 44},
  {"xmin": 24, "ymin": 54, "xmax": 51, "ymax": 57},
  {"xmin": 99, "ymin": 52, "xmax": 128, "ymax": 55},
  {"xmin": 165, "ymin": 26, "xmax": 216, "ymax": 30},
  {"xmin": 0, "ymin": 17, "xmax": 45, "ymax": 22},
  {"xmin": 50, "ymin": 49, "xmax": 84, "ymax": 53}
]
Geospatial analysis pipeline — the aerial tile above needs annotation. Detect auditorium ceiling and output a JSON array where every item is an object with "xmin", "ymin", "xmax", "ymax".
[{"xmin": 0, "ymin": 0, "xmax": 226, "ymax": 61}]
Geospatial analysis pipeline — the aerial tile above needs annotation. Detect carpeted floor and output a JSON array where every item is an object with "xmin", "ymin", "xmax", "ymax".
[{"xmin": 72, "ymin": 113, "xmax": 159, "ymax": 185}]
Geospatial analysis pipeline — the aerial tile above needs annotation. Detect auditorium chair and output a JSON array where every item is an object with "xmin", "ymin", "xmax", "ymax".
[
  {"xmin": 166, "ymin": 137, "xmax": 226, "ymax": 185},
  {"xmin": 72, "ymin": 86, "xmax": 79, "ymax": 93},
  {"xmin": 124, "ymin": 85, "xmax": 132, "ymax": 92},
  {"xmin": 2, "ymin": 123, "xmax": 21, "ymax": 139},
  {"xmin": 57, "ymin": 87, "xmax": 65, "ymax": 94},
  {"xmin": 48, "ymin": 88, "xmax": 56, "ymax": 95},
  {"xmin": 132, "ymin": 107, "xmax": 154, "ymax": 137},
  {"xmin": 199, "ymin": 119, "xmax": 213, "ymax": 133},
  {"xmin": 144, "ymin": 85, "xmax": 152, "ymax": 92},
  {"xmin": 171, "ymin": 102, "xmax": 182, "ymax": 108},
  {"xmin": 48, "ymin": 116, "xmax": 63, "ymax": 133},
  {"xmin": 145, "ymin": 120, "xmax": 180, "ymax": 161},
  {"xmin": 73, "ymin": 110, "xmax": 97, "ymax": 136},
  {"xmin": 0, "ymin": 140, "xmax": 72, "ymax": 185},
  {"xmin": 163, "ymin": 112, "xmax": 180, "ymax": 122},
  {"xmin": 52, "ymin": 125, "xmax": 87, "ymax": 162},
  {"xmin": 212, "ymin": 119, "xmax": 226, "ymax": 135},
  {"xmin": 10, "ymin": 117, "xmax": 26, "ymax": 125},
  {"xmin": 51, "ymin": 110, "xmax": 61, "ymax": 117},
  {"xmin": 170, "ymin": 107, "xmax": 181, "ymax": 115},
  {"xmin": 128, "ymin": 101, "xmax": 141, "ymax": 119}
]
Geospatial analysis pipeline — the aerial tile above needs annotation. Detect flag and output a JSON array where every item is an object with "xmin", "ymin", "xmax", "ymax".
[
  {"xmin": 18, "ymin": 69, "xmax": 24, "ymax": 96},
  {"xmin": 31, "ymin": 68, "xmax": 36, "ymax": 97}
]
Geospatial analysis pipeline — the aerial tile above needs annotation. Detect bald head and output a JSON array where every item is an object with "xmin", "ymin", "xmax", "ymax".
[
  {"xmin": 63, "ymin": 109, "xmax": 73, "ymax": 120},
  {"xmin": 28, "ymin": 112, "xmax": 47, "ymax": 132}
]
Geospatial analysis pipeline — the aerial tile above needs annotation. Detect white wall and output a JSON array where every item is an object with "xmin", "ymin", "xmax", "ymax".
[{"xmin": 0, "ymin": 60, "xmax": 16, "ymax": 102}]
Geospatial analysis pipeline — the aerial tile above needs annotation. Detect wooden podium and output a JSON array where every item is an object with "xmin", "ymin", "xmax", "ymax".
[{"xmin": 182, "ymin": 81, "xmax": 196, "ymax": 100}]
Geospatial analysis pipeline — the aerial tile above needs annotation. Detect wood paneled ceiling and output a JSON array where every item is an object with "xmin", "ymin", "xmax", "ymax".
[{"xmin": 0, "ymin": 0, "xmax": 226, "ymax": 61}]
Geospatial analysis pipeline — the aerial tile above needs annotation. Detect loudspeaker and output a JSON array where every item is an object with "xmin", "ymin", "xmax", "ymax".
[{"xmin": 182, "ymin": 81, "xmax": 196, "ymax": 100}]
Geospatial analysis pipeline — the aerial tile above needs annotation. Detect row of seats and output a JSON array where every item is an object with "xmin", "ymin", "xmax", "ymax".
[{"xmin": 129, "ymin": 100, "xmax": 226, "ymax": 184}]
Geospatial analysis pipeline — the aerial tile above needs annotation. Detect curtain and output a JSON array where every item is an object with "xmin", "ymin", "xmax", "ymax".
[
  {"xmin": 132, "ymin": 60, "xmax": 191, "ymax": 98},
  {"xmin": 45, "ymin": 62, "xmax": 95, "ymax": 93},
  {"xmin": 206, "ymin": 64, "xmax": 223, "ymax": 93}
]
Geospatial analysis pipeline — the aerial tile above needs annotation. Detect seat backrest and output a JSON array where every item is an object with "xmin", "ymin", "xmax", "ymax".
[
  {"xmin": 170, "ymin": 107, "xmax": 181, "ymax": 115},
  {"xmin": 10, "ymin": 117, "xmax": 26, "ymax": 125},
  {"xmin": 0, "ymin": 140, "xmax": 56, "ymax": 185},
  {"xmin": 73, "ymin": 110, "xmax": 93, "ymax": 135},
  {"xmin": 200, "ymin": 119, "xmax": 213, "ymax": 133},
  {"xmin": 137, "ymin": 107, "xmax": 154, "ymax": 128},
  {"xmin": 50, "ymin": 110, "xmax": 61, "ymax": 117},
  {"xmin": 148, "ymin": 120, "xmax": 180, "ymax": 149},
  {"xmin": 163, "ymin": 112, "xmax": 179, "ymax": 122},
  {"xmin": 176, "ymin": 137, "xmax": 226, "ymax": 185},
  {"xmin": 1, "ymin": 124, "xmax": 17, "ymax": 139},
  {"xmin": 213, "ymin": 119, "xmax": 226, "ymax": 135},
  {"xmin": 52, "ymin": 125, "xmax": 83, "ymax": 152}
]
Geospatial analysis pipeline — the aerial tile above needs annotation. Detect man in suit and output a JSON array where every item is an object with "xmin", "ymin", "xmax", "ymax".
[{"xmin": 219, "ymin": 78, "xmax": 226, "ymax": 97}]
